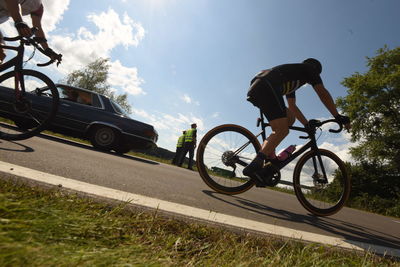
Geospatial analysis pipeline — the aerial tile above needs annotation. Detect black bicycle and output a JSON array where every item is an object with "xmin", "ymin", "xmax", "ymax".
[
  {"xmin": 0, "ymin": 30, "xmax": 61, "ymax": 140},
  {"xmin": 196, "ymin": 111, "xmax": 351, "ymax": 216}
]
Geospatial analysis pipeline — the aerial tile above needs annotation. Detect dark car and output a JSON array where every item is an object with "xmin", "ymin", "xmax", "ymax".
[{"xmin": 0, "ymin": 83, "xmax": 158, "ymax": 153}]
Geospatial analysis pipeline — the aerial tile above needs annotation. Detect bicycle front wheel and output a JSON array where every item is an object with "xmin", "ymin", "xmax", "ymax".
[
  {"xmin": 293, "ymin": 149, "xmax": 351, "ymax": 216},
  {"xmin": 0, "ymin": 69, "xmax": 59, "ymax": 140},
  {"xmin": 196, "ymin": 124, "xmax": 261, "ymax": 195}
]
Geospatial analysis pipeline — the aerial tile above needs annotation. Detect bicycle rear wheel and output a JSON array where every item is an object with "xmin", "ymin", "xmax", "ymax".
[
  {"xmin": 196, "ymin": 124, "xmax": 261, "ymax": 195},
  {"xmin": 0, "ymin": 69, "xmax": 59, "ymax": 140},
  {"xmin": 293, "ymin": 149, "xmax": 351, "ymax": 216}
]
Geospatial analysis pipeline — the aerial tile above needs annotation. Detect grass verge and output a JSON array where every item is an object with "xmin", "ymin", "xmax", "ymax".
[{"xmin": 0, "ymin": 178, "xmax": 398, "ymax": 266}]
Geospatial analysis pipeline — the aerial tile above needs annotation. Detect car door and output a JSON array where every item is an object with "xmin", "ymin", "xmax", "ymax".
[{"xmin": 51, "ymin": 86, "xmax": 100, "ymax": 134}]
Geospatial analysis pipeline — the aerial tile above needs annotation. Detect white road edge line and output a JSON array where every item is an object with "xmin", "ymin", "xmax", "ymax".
[{"xmin": 0, "ymin": 160, "xmax": 399, "ymax": 258}]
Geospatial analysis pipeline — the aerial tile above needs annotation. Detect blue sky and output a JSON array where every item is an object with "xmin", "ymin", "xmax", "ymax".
[{"xmin": 4, "ymin": 0, "xmax": 399, "ymax": 159}]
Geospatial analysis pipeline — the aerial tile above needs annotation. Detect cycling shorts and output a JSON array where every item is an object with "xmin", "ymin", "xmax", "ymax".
[{"xmin": 246, "ymin": 78, "xmax": 287, "ymax": 121}]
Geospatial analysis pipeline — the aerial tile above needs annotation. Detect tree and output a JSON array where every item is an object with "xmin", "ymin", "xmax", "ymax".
[
  {"xmin": 337, "ymin": 46, "xmax": 400, "ymax": 216},
  {"xmin": 337, "ymin": 46, "xmax": 400, "ymax": 173},
  {"xmin": 62, "ymin": 58, "xmax": 132, "ymax": 113}
]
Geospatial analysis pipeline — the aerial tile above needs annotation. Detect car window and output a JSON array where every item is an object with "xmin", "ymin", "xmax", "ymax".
[
  {"xmin": 91, "ymin": 94, "xmax": 102, "ymax": 108},
  {"xmin": 58, "ymin": 86, "xmax": 94, "ymax": 106},
  {"xmin": 110, "ymin": 100, "xmax": 131, "ymax": 118}
]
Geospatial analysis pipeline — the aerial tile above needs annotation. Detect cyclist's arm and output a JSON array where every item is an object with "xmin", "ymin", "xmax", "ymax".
[
  {"xmin": 286, "ymin": 97, "xmax": 308, "ymax": 126},
  {"xmin": 30, "ymin": 7, "xmax": 49, "ymax": 50},
  {"xmin": 312, "ymin": 84, "xmax": 339, "ymax": 117},
  {"xmin": 4, "ymin": 0, "xmax": 23, "ymax": 23}
]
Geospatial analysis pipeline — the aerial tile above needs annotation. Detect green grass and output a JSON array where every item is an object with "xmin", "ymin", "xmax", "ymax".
[{"xmin": 0, "ymin": 179, "xmax": 398, "ymax": 266}]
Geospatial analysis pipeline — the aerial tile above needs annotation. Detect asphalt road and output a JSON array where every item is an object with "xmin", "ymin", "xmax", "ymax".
[{"xmin": 1, "ymin": 134, "xmax": 399, "ymax": 254}]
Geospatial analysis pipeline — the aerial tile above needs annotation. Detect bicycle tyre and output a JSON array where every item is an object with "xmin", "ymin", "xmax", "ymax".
[
  {"xmin": 0, "ymin": 69, "xmax": 59, "ymax": 140},
  {"xmin": 293, "ymin": 149, "xmax": 351, "ymax": 216},
  {"xmin": 196, "ymin": 124, "xmax": 261, "ymax": 195}
]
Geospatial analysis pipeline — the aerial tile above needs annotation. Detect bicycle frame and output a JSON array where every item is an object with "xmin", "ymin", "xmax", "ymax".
[
  {"xmin": 234, "ymin": 110, "xmax": 340, "ymax": 184},
  {"xmin": 0, "ymin": 41, "xmax": 25, "ymax": 72},
  {"xmin": 0, "ymin": 38, "xmax": 28, "ymax": 100},
  {"xmin": 256, "ymin": 111, "xmax": 319, "ymax": 168}
]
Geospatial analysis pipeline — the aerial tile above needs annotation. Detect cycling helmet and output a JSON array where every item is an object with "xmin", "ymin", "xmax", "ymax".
[{"xmin": 303, "ymin": 58, "xmax": 322, "ymax": 74}]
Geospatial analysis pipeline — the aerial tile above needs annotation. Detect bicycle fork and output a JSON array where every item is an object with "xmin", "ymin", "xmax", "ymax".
[
  {"xmin": 311, "ymin": 150, "xmax": 329, "ymax": 185},
  {"xmin": 12, "ymin": 70, "xmax": 32, "ymax": 115},
  {"xmin": 14, "ymin": 71, "xmax": 24, "ymax": 100}
]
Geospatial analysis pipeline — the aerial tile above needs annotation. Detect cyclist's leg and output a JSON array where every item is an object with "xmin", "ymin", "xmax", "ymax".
[{"xmin": 244, "ymin": 78, "xmax": 288, "ymax": 176}]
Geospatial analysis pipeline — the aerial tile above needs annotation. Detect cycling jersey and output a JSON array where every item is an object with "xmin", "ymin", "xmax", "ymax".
[
  {"xmin": 0, "ymin": 0, "xmax": 42, "ymax": 24},
  {"xmin": 251, "ymin": 63, "xmax": 323, "ymax": 98},
  {"xmin": 247, "ymin": 62, "xmax": 324, "ymax": 121}
]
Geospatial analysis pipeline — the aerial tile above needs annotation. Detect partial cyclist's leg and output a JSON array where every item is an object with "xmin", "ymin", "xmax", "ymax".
[
  {"xmin": 265, "ymin": 108, "xmax": 295, "ymax": 158},
  {"xmin": 286, "ymin": 107, "xmax": 296, "ymax": 126},
  {"xmin": 260, "ymin": 117, "xmax": 289, "ymax": 156}
]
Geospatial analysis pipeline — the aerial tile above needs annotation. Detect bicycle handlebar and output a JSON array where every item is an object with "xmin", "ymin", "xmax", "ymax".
[
  {"xmin": 298, "ymin": 119, "xmax": 343, "ymax": 139},
  {"xmin": 3, "ymin": 36, "xmax": 20, "ymax": 42},
  {"xmin": 259, "ymin": 115, "xmax": 344, "ymax": 139},
  {"xmin": 307, "ymin": 119, "xmax": 343, "ymax": 132},
  {"xmin": 325, "ymin": 119, "xmax": 343, "ymax": 133},
  {"xmin": 2, "ymin": 29, "xmax": 62, "ymax": 67}
]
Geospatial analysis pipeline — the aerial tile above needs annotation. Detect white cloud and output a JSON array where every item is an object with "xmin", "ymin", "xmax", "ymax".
[
  {"xmin": 211, "ymin": 112, "xmax": 220, "ymax": 118},
  {"xmin": 109, "ymin": 60, "xmax": 145, "ymax": 95},
  {"xmin": 49, "ymin": 8, "xmax": 145, "ymax": 73},
  {"xmin": 42, "ymin": 0, "xmax": 70, "ymax": 33},
  {"xmin": 319, "ymin": 141, "xmax": 354, "ymax": 163},
  {"xmin": 181, "ymin": 94, "xmax": 192, "ymax": 104},
  {"xmin": 28, "ymin": 7, "xmax": 147, "ymax": 96},
  {"xmin": 180, "ymin": 93, "xmax": 200, "ymax": 106}
]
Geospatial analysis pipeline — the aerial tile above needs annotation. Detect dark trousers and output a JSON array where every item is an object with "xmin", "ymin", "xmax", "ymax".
[
  {"xmin": 178, "ymin": 142, "xmax": 195, "ymax": 169},
  {"xmin": 172, "ymin": 147, "xmax": 183, "ymax": 165}
]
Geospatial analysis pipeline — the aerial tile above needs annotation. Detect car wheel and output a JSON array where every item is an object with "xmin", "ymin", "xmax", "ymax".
[{"xmin": 90, "ymin": 126, "xmax": 119, "ymax": 151}]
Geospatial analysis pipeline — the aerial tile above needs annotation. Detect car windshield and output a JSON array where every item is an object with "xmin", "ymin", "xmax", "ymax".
[{"xmin": 111, "ymin": 100, "xmax": 131, "ymax": 118}]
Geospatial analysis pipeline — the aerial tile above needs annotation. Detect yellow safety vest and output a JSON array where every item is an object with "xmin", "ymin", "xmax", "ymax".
[
  {"xmin": 177, "ymin": 135, "xmax": 185, "ymax": 147},
  {"xmin": 185, "ymin": 128, "xmax": 196, "ymax": 143}
]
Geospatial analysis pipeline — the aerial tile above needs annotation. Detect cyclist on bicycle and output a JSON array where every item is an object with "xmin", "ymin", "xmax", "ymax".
[
  {"xmin": 0, "ymin": 0, "xmax": 60, "ymax": 62},
  {"xmin": 243, "ymin": 58, "xmax": 351, "ymax": 182}
]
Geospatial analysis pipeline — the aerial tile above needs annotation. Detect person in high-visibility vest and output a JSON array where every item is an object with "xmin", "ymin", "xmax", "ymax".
[
  {"xmin": 172, "ymin": 131, "xmax": 186, "ymax": 165},
  {"xmin": 178, "ymin": 123, "xmax": 197, "ymax": 170}
]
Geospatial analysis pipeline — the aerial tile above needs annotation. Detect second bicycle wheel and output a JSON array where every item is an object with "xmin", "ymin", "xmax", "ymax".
[
  {"xmin": 293, "ymin": 149, "xmax": 351, "ymax": 216},
  {"xmin": 0, "ymin": 69, "xmax": 59, "ymax": 140},
  {"xmin": 196, "ymin": 124, "xmax": 261, "ymax": 195}
]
